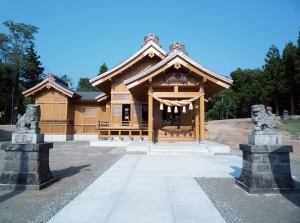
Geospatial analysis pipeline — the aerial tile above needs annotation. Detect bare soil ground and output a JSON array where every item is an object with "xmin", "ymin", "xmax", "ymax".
[{"xmin": 206, "ymin": 118, "xmax": 300, "ymax": 160}]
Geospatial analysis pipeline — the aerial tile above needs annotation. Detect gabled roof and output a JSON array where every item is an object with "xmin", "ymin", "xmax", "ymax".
[
  {"xmin": 23, "ymin": 73, "xmax": 80, "ymax": 98},
  {"xmin": 90, "ymin": 34, "xmax": 166, "ymax": 87},
  {"xmin": 124, "ymin": 44, "xmax": 232, "ymax": 89}
]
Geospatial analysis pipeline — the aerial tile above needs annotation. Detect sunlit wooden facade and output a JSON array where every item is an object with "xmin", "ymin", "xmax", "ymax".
[{"xmin": 23, "ymin": 34, "xmax": 232, "ymax": 142}]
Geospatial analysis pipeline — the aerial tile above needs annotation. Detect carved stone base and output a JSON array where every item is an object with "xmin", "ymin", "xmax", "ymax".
[
  {"xmin": 0, "ymin": 143, "xmax": 55, "ymax": 190},
  {"xmin": 12, "ymin": 133, "xmax": 44, "ymax": 144},
  {"xmin": 237, "ymin": 144, "xmax": 295, "ymax": 194}
]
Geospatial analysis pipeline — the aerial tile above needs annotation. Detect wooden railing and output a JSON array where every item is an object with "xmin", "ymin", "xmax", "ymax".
[
  {"xmin": 73, "ymin": 124, "xmax": 97, "ymax": 134},
  {"xmin": 40, "ymin": 119, "xmax": 73, "ymax": 124},
  {"xmin": 98, "ymin": 121, "xmax": 148, "ymax": 129}
]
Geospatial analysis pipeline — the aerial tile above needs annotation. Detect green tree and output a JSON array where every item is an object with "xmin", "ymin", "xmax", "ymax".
[
  {"xmin": 59, "ymin": 74, "xmax": 74, "ymax": 89},
  {"xmin": 0, "ymin": 33, "xmax": 10, "ymax": 63},
  {"xmin": 262, "ymin": 45, "xmax": 282, "ymax": 115},
  {"xmin": 3, "ymin": 20, "xmax": 39, "ymax": 81},
  {"xmin": 1, "ymin": 21, "xmax": 39, "ymax": 122},
  {"xmin": 99, "ymin": 63, "xmax": 108, "ymax": 75},
  {"xmin": 77, "ymin": 77, "xmax": 99, "ymax": 92},
  {"xmin": 230, "ymin": 68, "xmax": 264, "ymax": 117},
  {"xmin": 21, "ymin": 44, "xmax": 45, "ymax": 91},
  {"xmin": 295, "ymin": 30, "xmax": 300, "ymax": 85},
  {"xmin": 279, "ymin": 42, "xmax": 297, "ymax": 114},
  {"xmin": 206, "ymin": 88, "xmax": 239, "ymax": 120},
  {"xmin": 0, "ymin": 63, "xmax": 14, "ymax": 123}
]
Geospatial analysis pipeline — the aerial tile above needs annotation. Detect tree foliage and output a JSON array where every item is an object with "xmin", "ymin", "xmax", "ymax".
[
  {"xmin": 207, "ymin": 30, "xmax": 300, "ymax": 120},
  {"xmin": 0, "ymin": 20, "xmax": 41, "ymax": 123},
  {"xmin": 21, "ymin": 45, "xmax": 44, "ymax": 89},
  {"xmin": 77, "ymin": 77, "xmax": 99, "ymax": 92},
  {"xmin": 280, "ymin": 42, "xmax": 297, "ymax": 114},
  {"xmin": 262, "ymin": 45, "xmax": 282, "ymax": 115},
  {"xmin": 206, "ymin": 88, "xmax": 239, "ymax": 120},
  {"xmin": 99, "ymin": 63, "xmax": 108, "ymax": 75}
]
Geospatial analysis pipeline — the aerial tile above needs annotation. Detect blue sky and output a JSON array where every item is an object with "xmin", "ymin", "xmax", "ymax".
[{"xmin": 1, "ymin": 0, "xmax": 299, "ymax": 88}]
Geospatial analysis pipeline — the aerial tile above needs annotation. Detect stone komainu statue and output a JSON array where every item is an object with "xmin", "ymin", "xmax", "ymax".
[
  {"xmin": 251, "ymin": 104, "xmax": 277, "ymax": 135},
  {"xmin": 16, "ymin": 104, "xmax": 41, "ymax": 134}
]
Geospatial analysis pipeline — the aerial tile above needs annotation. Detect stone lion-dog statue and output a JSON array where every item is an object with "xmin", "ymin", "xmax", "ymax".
[
  {"xmin": 16, "ymin": 104, "xmax": 41, "ymax": 134},
  {"xmin": 251, "ymin": 104, "xmax": 276, "ymax": 135}
]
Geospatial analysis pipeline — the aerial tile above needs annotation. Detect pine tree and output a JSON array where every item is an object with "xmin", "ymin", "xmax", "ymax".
[
  {"xmin": 279, "ymin": 42, "xmax": 297, "ymax": 114},
  {"xmin": 77, "ymin": 77, "xmax": 99, "ymax": 92},
  {"xmin": 99, "ymin": 63, "xmax": 108, "ymax": 75},
  {"xmin": 21, "ymin": 44, "xmax": 44, "ymax": 90},
  {"xmin": 295, "ymin": 30, "xmax": 300, "ymax": 85},
  {"xmin": 262, "ymin": 45, "xmax": 282, "ymax": 115}
]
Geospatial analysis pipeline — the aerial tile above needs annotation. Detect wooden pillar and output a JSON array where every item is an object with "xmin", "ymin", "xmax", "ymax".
[
  {"xmin": 148, "ymin": 79, "xmax": 153, "ymax": 142},
  {"xmin": 199, "ymin": 95, "xmax": 205, "ymax": 142},
  {"xmin": 195, "ymin": 100, "xmax": 200, "ymax": 143},
  {"xmin": 148, "ymin": 92, "xmax": 153, "ymax": 142},
  {"xmin": 130, "ymin": 103, "xmax": 133, "ymax": 127}
]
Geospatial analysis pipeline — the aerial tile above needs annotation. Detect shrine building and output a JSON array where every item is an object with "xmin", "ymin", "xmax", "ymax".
[{"xmin": 23, "ymin": 34, "xmax": 232, "ymax": 143}]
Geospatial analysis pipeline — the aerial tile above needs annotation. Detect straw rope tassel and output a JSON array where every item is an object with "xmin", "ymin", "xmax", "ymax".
[{"xmin": 148, "ymin": 92, "xmax": 203, "ymax": 107}]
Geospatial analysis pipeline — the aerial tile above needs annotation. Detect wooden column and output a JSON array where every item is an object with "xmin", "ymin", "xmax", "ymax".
[
  {"xmin": 195, "ymin": 100, "xmax": 200, "ymax": 143},
  {"xmin": 130, "ymin": 103, "xmax": 133, "ymax": 127},
  {"xmin": 148, "ymin": 92, "xmax": 153, "ymax": 142},
  {"xmin": 199, "ymin": 95, "xmax": 205, "ymax": 142},
  {"xmin": 148, "ymin": 79, "xmax": 153, "ymax": 142}
]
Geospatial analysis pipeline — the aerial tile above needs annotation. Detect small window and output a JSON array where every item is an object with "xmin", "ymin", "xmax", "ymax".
[{"xmin": 84, "ymin": 108, "xmax": 96, "ymax": 116}]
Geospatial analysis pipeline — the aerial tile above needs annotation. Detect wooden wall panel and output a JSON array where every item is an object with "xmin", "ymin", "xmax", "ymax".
[{"xmin": 36, "ymin": 89, "xmax": 68, "ymax": 103}]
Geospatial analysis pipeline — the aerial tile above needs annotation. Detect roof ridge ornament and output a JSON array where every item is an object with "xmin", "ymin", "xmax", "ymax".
[
  {"xmin": 167, "ymin": 42, "xmax": 188, "ymax": 55},
  {"xmin": 44, "ymin": 73, "xmax": 72, "ymax": 89},
  {"xmin": 142, "ymin": 34, "xmax": 161, "ymax": 47},
  {"xmin": 44, "ymin": 73, "xmax": 56, "ymax": 81}
]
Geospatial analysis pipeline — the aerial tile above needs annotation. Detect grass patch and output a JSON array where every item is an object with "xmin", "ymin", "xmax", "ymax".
[{"xmin": 278, "ymin": 119, "xmax": 300, "ymax": 140}]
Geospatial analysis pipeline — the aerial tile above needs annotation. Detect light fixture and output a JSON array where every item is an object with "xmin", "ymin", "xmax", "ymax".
[
  {"xmin": 182, "ymin": 106, "xmax": 186, "ymax": 113},
  {"xmin": 167, "ymin": 106, "xmax": 171, "ymax": 113},
  {"xmin": 174, "ymin": 106, "xmax": 178, "ymax": 113},
  {"xmin": 160, "ymin": 102, "xmax": 164, "ymax": 110},
  {"xmin": 189, "ymin": 102, "xmax": 193, "ymax": 110}
]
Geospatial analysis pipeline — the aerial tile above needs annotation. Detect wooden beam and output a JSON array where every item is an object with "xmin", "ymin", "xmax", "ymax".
[
  {"xmin": 152, "ymin": 92, "xmax": 202, "ymax": 98},
  {"xmin": 174, "ymin": 86, "xmax": 178, "ymax": 92},
  {"xmin": 93, "ymin": 54, "xmax": 145, "ymax": 86}
]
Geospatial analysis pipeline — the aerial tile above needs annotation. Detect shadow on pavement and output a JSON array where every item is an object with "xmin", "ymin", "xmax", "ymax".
[
  {"xmin": 280, "ymin": 179, "xmax": 300, "ymax": 207},
  {"xmin": 52, "ymin": 164, "xmax": 91, "ymax": 181},
  {"xmin": 229, "ymin": 166, "xmax": 241, "ymax": 179},
  {"xmin": 0, "ymin": 190, "xmax": 23, "ymax": 203}
]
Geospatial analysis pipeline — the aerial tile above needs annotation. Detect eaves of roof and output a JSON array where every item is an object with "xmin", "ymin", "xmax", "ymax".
[
  {"xmin": 89, "ymin": 41, "xmax": 166, "ymax": 85},
  {"xmin": 124, "ymin": 49, "xmax": 233, "ymax": 86},
  {"xmin": 23, "ymin": 77, "xmax": 79, "ymax": 98}
]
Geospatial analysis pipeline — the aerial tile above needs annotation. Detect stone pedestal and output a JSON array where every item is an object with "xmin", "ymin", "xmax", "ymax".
[
  {"xmin": 12, "ymin": 133, "xmax": 44, "ymax": 144},
  {"xmin": 0, "ymin": 143, "xmax": 55, "ymax": 190},
  {"xmin": 248, "ymin": 134, "xmax": 281, "ymax": 146},
  {"xmin": 237, "ymin": 144, "xmax": 295, "ymax": 193}
]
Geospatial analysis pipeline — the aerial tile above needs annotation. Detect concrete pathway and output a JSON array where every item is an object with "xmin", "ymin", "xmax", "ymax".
[{"xmin": 48, "ymin": 155, "xmax": 242, "ymax": 223}]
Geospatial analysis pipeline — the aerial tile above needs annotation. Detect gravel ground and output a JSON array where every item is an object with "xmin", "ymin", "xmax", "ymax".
[
  {"xmin": 0, "ymin": 142, "xmax": 126, "ymax": 223},
  {"xmin": 196, "ymin": 177, "xmax": 300, "ymax": 223}
]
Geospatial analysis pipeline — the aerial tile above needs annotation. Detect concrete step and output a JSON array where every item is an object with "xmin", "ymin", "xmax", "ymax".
[{"xmin": 149, "ymin": 144, "xmax": 210, "ymax": 155}]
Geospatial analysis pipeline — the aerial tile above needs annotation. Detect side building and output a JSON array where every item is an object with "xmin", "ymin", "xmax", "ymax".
[{"xmin": 23, "ymin": 34, "xmax": 232, "ymax": 142}]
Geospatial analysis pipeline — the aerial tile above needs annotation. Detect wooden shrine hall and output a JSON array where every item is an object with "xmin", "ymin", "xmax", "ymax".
[{"xmin": 23, "ymin": 34, "xmax": 232, "ymax": 142}]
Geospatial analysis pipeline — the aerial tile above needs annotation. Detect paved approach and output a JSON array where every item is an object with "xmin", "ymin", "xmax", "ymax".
[{"xmin": 48, "ymin": 155, "xmax": 242, "ymax": 223}]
